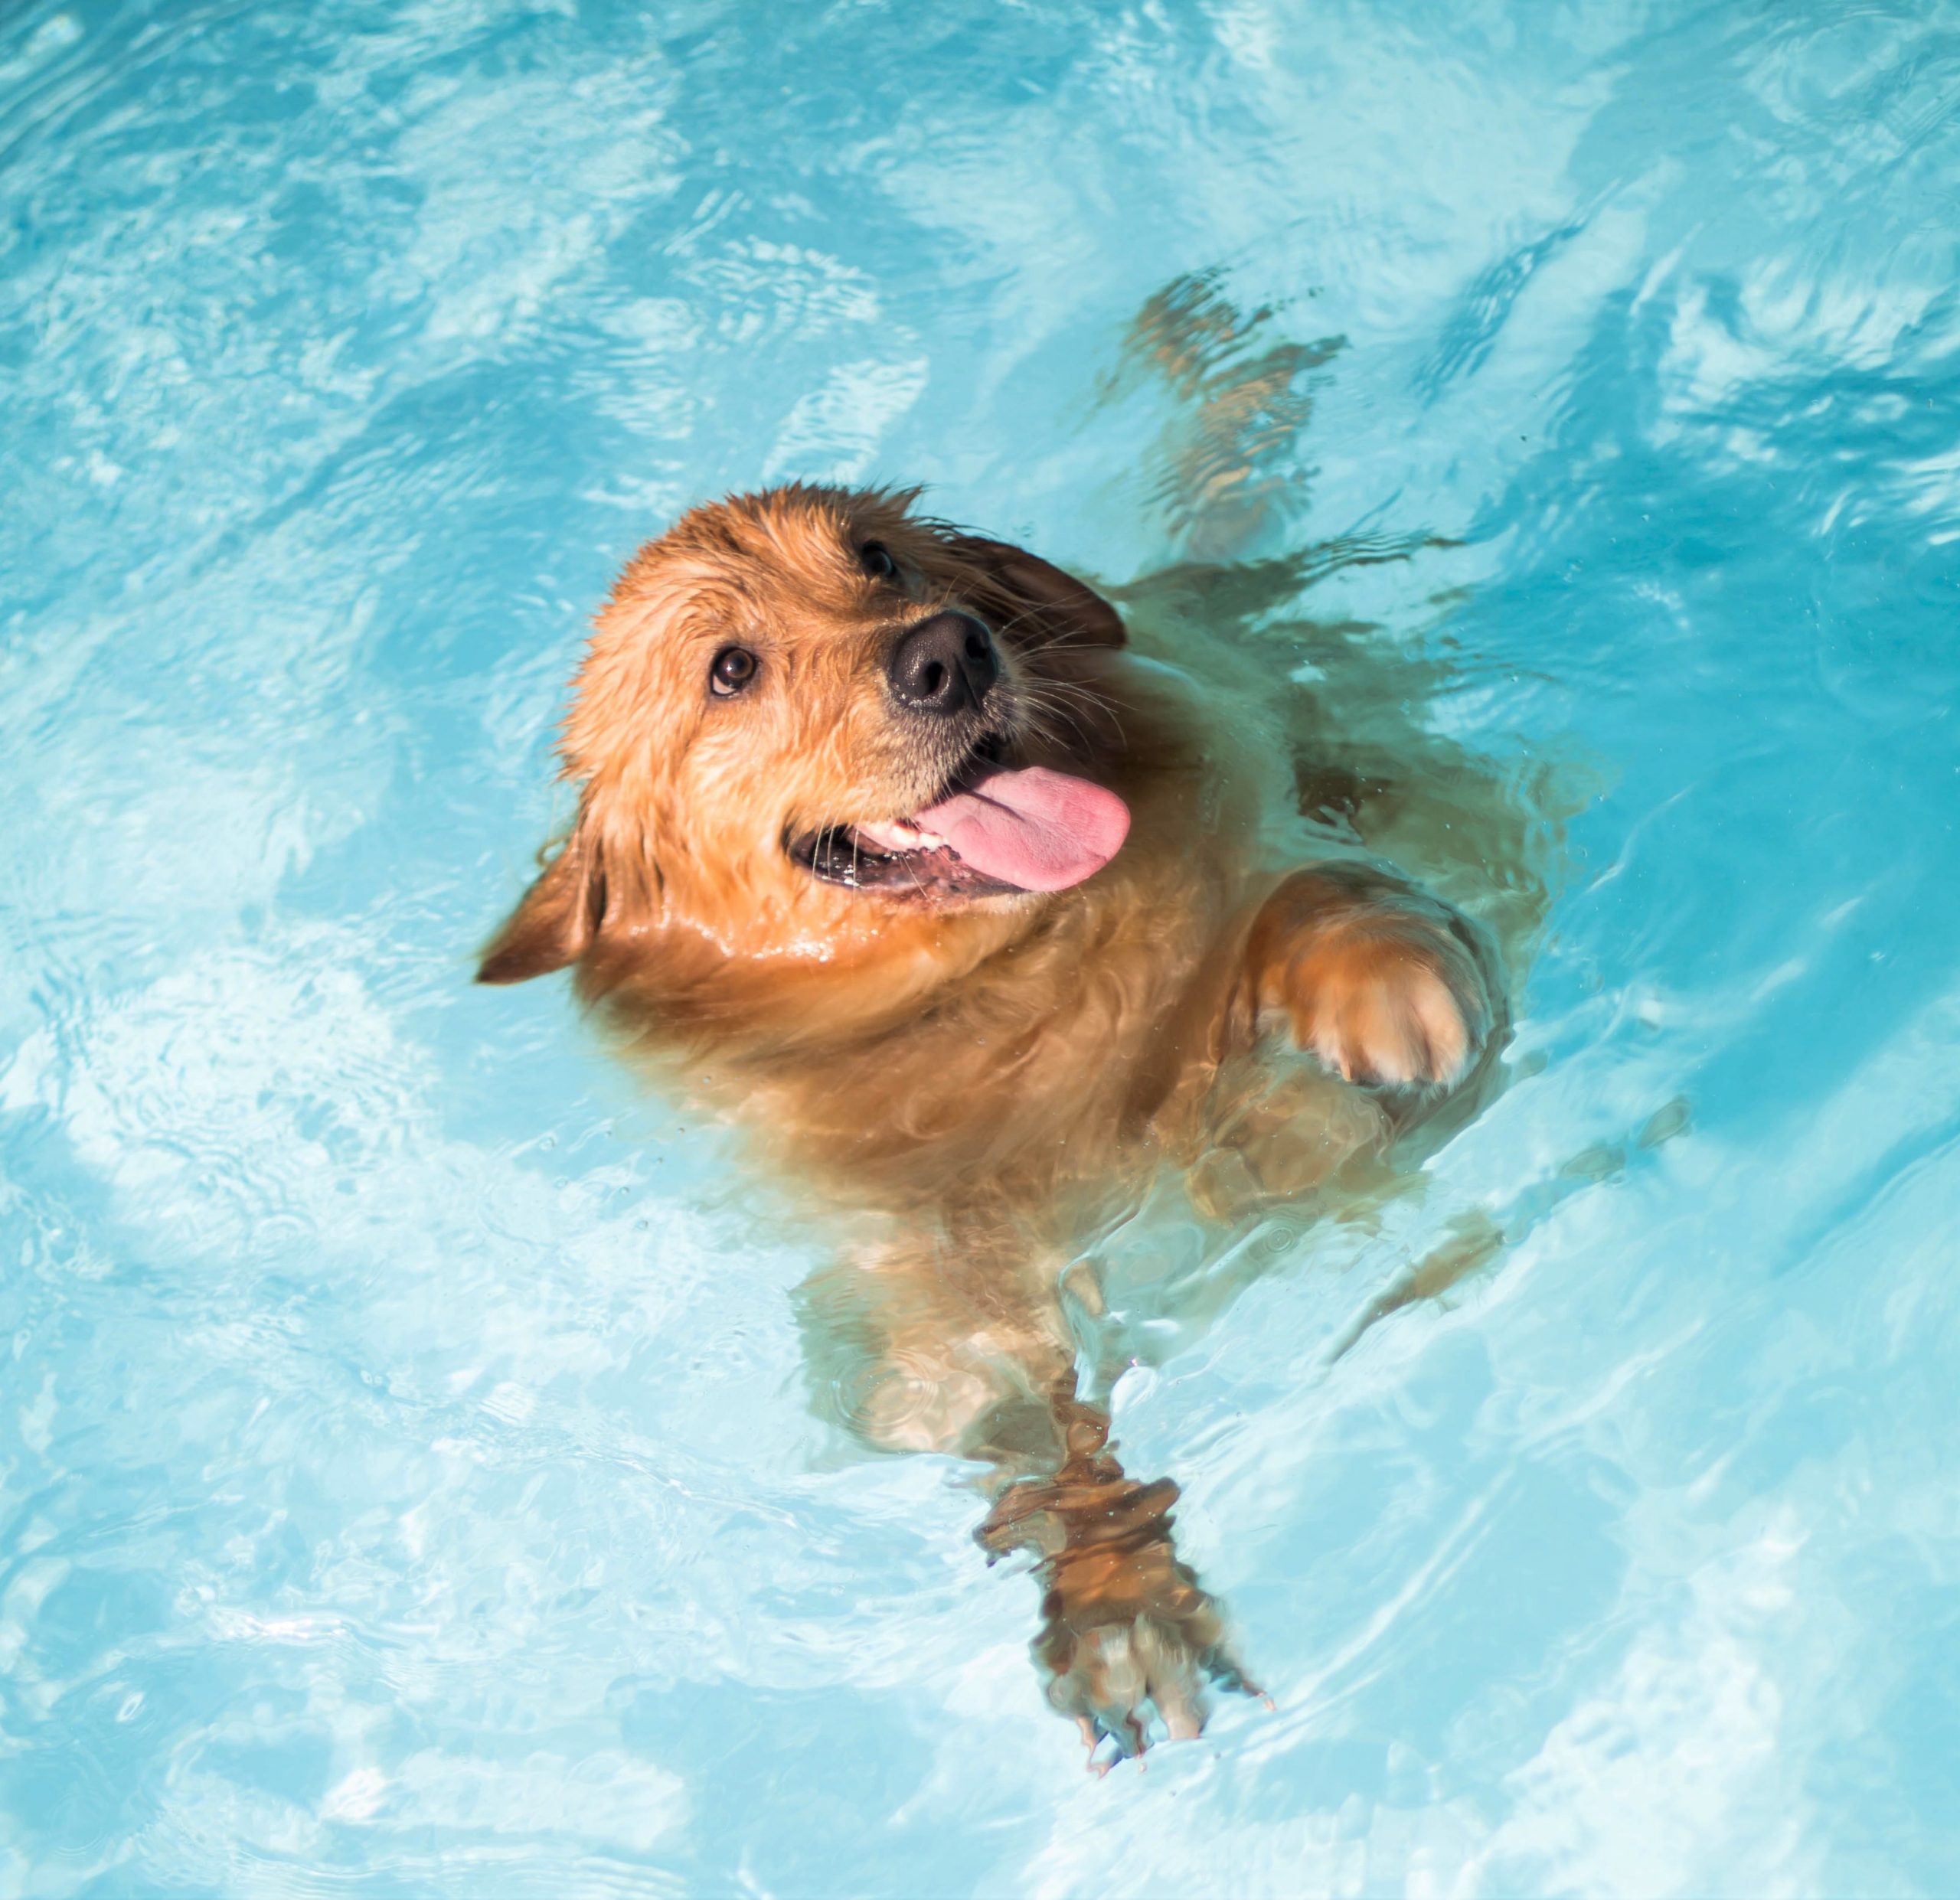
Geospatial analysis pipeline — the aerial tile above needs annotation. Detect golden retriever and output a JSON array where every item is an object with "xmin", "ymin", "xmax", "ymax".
[{"xmin": 479, "ymin": 482, "xmax": 1499, "ymax": 1762}]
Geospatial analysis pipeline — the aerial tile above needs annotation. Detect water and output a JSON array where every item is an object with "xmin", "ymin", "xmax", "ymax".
[{"xmin": 4, "ymin": 0, "xmax": 1958, "ymax": 1892}]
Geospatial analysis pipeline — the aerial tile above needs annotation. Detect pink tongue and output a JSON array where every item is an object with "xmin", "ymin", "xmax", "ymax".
[{"xmin": 913, "ymin": 767, "xmax": 1130, "ymax": 893}]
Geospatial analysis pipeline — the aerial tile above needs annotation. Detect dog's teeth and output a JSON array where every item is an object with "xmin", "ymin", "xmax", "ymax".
[{"xmin": 856, "ymin": 820, "xmax": 947, "ymax": 854}]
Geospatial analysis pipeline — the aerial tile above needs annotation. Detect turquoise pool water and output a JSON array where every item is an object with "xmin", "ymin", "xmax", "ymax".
[{"xmin": 5, "ymin": 0, "xmax": 1960, "ymax": 1892}]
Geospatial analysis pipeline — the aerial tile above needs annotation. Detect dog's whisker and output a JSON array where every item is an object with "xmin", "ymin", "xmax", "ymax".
[
  {"xmin": 1014, "ymin": 679, "xmax": 1119, "ymax": 755},
  {"xmin": 1018, "ymin": 697, "xmax": 1089, "ymax": 755}
]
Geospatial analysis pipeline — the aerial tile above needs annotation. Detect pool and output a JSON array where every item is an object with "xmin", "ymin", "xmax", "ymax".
[{"xmin": 5, "ymin": 0, "xmax": 1958, "ymax": 1892}]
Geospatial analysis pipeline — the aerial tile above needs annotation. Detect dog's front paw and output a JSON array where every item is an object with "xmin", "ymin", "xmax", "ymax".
[
  {"xmin": 1035, "ymin": 1578, "xmax": 1256, "ymax": 1766},
  {"xmin": 1287, "ymin": 929, "xmax": 1482, "ymax": 1088},
  {"xmin": 982, "ymin": 1466, "xmax": 1259, "ymax": 1765},
  {"xmin": 1245, "ymin": 870, "xmax": 1491, "ymax": 1090}
]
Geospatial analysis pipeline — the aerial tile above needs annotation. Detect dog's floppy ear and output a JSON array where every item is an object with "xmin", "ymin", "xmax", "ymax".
[
  {"xmin": 476, "ymin": 827, "xmax": 607, "ymax": 985},
  {"xmin": 946, "ymin": 534, "xmax": 1125, "ymax": 651}
]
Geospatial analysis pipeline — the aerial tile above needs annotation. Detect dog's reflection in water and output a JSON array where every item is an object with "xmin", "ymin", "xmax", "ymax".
[{"xmin": 479, "ymin": 480, "xmax": 1545, "ymax": 1765}]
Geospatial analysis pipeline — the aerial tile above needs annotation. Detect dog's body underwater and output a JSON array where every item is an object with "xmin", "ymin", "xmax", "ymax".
[{"xmin": 480, "ymin": 483, "xmax": 1501, "ymax": 1759}]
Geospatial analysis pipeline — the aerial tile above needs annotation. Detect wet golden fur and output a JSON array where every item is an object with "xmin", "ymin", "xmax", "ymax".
[{"xmin": 480, "ymin": 482, "xmax": 1500, "ymax": 1757}]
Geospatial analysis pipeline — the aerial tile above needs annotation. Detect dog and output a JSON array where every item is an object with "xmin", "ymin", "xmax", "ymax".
[{"xmin": 479, "ymin": 482, "xmax": 1500, "ymax": 1761}]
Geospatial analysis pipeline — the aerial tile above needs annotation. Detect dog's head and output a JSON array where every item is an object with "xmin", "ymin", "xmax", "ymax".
[{"xmin": 479, "ymin": 485, "xmax": 1132, "ymax": 989}]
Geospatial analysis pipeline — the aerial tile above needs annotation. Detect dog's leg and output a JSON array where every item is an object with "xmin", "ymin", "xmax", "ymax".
[
  {"xmin": 1236, "ymin": 861, "xmax": 1493, "ymax": 1091},
  {"xmin": 795, "ymin": 1230, "xmax": 1254, "ymax": 1761},
  {"xmin": 975, "ymin": 1388, "xmax": 1259, "ymax": 1764}
]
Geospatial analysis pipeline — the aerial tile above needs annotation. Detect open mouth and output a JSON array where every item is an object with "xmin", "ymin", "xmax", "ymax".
[{"xmin": 789, "ymin": 740, "xmax": 1132, "ymax": 899}]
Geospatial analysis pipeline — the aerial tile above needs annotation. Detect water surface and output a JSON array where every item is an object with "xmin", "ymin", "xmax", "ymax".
[{"xmin": 4, "ymin": 1, "xmax": 1959, "ymax": 1893}]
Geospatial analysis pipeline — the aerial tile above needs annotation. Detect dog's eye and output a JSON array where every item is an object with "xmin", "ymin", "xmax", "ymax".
[
  {"xmin": 860, "ymin": 541, "xmax": 898, "ymax": 582},
  {"xmin": 709, "ymin": 646, "xmax": 759, "ymax": 696}
]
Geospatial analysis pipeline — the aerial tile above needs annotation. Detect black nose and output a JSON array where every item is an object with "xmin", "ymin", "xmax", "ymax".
[{"xmin": 886, "ymin": 611, "xmax": 999, "ymax": 716}]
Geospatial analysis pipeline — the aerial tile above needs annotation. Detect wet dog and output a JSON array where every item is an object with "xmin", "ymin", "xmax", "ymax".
[{"xmin": 479, "ymin": 483, "xmax": 1498, "ymax": 1759}]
